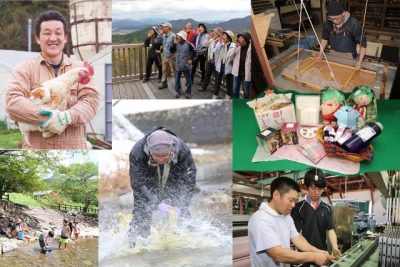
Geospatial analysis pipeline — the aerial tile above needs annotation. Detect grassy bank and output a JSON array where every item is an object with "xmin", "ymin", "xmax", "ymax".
[
  {"xmin": 0, "ymin": 121, "xmax": 21, "ymax": 149},
  {"xmin": 8, "ymin": 193, "xmax": 98, "ymax": 210}
]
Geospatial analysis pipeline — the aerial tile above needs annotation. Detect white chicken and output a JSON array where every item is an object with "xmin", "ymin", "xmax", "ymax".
[{"xmin": 18, "ymin": 62, "xmax": 94, "ymax": 144}]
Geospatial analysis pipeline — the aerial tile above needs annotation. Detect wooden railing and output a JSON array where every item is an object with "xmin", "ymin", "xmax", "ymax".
[
  {"xmin": 112, "ymin": 43, "xmax": 157, "ymax": 82},
  {"xmin": 112, "ymin": 43, "xmax": 226, "ymax": 90},
  {"xmin": 0, "ymin": 194, "xmax": 10, "ymax": 201},
  {"xmin": 55, "ymin": 203, "xmax": 99, "ymax": 215}
]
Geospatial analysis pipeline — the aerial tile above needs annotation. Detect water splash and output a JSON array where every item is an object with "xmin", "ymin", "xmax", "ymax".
[{"xmin": 100, "ymin": 204, "xmax": 232, "ymax": 267}]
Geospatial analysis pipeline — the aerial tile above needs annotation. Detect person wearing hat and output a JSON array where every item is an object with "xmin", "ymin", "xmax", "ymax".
[
  {"xmin": 317, "ymin": 1, "xmax": 367, "ymax": 71},
  {"xmin": 184, "ymin": 22, "xmax": 196, "ymax": 45},
  {"xmin": 248, "ymin": 177, "xmax": 332, "ymax": 267},
  {"xmin": 232, "ymin": 32, "xmax": 252, "ymax": 99},
  {"xmin": 199, "ymin": 27, "xmax": 223, "ymax": 92},
  {"xmin": 213, "ymin": 30, "xmax": 235, "ymax": 99},
  {"xmin": 291, "ymin": 169, "xmax": 340, "ymax": 266},
  {"xmin": 143, "ymin": 26, "xmax": 163, "ymax": 83},
  {"xmin": 191, "ymin": 23, "xmax": 209, "ymax": 85},
  {"xmin": 14, "ymin": 218, "xmax": 25, "ymax": 240},
  {"xmin": 174, "ymin": 30, "xmax": 196, "ymax": 98},
  {"xmin": 128, "ymin": 126, "xmax": 196, "ymax": 247},
  {"xmin": 159, "ymin": 22, "xmax": 176, "ymax": 89}
]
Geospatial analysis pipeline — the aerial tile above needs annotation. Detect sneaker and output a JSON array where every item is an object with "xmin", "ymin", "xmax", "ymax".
[
  {"xmin": 185, "ymin": 94, "xmax": 191, "ymax": 99},
  {"xmin": 158, "ymin": 78, "xmax": 162, "ymax": 83},
  {"xmin": 142, "ymin": 78, "xmax": 149, "ymax": 83},
  {"xmin": 158, "ymin": 82, "xmax": 168, "ymax": 90},
  {"xmin": 212, "ymin": 95, "xmax": 219, "ymax": 99},
  {"xmin": 175, "ymin": 93, "xmax": 180, "ymax": 98},
  {"xmin": 225, "ymin": 95, "xmax": 232, "ymax": 100}
]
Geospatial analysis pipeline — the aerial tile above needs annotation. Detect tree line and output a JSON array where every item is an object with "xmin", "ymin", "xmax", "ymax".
[{"xmin": 0, "ymin": 150, "xmax": 98, "ymax": 212}]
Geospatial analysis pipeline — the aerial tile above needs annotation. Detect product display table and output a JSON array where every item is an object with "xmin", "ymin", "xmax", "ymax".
[{"xmin": 233, "ymin": 94, "xmax": 400, "ymax": 174}]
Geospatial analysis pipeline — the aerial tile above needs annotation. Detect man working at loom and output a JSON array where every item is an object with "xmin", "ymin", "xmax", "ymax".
[{"xmin": 317, "ymin": 1, "xmax": 367, "ymax": 71}]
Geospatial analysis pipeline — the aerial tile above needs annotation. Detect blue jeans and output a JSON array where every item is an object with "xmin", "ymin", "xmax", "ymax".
[
  {"xmin": 175, "ymin": 70, "xmax": 192, "ymax": 94},
  {"xmin": 233, "ymin": 74, "xmax": 250, "ymax": 99}
]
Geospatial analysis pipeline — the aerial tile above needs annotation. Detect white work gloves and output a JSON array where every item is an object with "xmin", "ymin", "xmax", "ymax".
[{"xmin": 40, "ymin": 109, "xmax": 72, "ymax": 135}]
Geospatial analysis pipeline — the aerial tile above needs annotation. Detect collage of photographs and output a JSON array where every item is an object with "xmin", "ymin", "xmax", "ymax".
[{"xmin": 0, "ymin": 0, "xmax": 399, "ymax": 266}]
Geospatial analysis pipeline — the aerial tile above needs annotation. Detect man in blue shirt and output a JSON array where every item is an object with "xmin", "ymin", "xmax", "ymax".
[{"xmin": 159, "ymin": 22, "xmax": 176, "ymax": 89}]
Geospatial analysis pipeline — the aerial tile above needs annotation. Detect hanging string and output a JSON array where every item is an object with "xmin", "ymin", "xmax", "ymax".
[
  {"xmin": 292, "ymin": 0, "xmax": 316, "ymax": 57},
  {"xmin": 298, "ymin": 0, "xmax": 341, "ymax": 89},
  {"xmin": 296, "ymin": 0, "xmax": 304, "ymax": 78},
  {"xmin": 356, "ymin": 0, "xmax": 368, "ymax": 65}
]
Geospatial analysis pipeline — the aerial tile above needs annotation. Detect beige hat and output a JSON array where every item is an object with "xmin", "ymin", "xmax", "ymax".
[
  {"xmin": 160, "ymin": 22, "xmax": 172, "ymax": 29},
  {"xmin": 146, "ymin": 130, "xmax": 173, "ymax": 156},
  {"xmin": 212, "ymin": 27, "xmax": 223, "ymax": 36},
  {"xmin": 223, "ymin": 30, "xmax": 235, "ymax": 40},
  {"xmin": 176, "ymin": 31, "xmax": 187, "ymax": 41}
]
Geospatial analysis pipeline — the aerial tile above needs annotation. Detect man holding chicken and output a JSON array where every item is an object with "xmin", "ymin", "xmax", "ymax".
[{"xmin": 5, "ymin": 10, "xmax": 99, "ymax": 149}]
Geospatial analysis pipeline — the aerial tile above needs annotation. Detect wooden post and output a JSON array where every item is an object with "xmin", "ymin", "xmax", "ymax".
[
  {"xmin": 139, "ymin": 46, "xmax": 144, "ymax": 80},
  {"xmin": 251, "ymin": 12, "xmax": 275, "ymax": 87}
]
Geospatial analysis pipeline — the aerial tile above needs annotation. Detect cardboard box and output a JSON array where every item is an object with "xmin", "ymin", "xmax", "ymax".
[
  {"xmin": 295, "ymin": 95, "xmax": 320, "ymax": 126},
  {"xmin": 256, "ymin": 128, "xmax": 283, "ymax": 155},
  {"xmin": 281, "ymin": 122, "xmax": 299, "ymax": 145},
  {"xmin": 247, "ymin": 93, "xmax": 297, "ymax": 131}
]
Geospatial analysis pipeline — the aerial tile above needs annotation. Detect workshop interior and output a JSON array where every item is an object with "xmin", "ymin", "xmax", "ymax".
[{"xmin": 233, "ymin": 170, "xmax": 400, "ymax": 266}]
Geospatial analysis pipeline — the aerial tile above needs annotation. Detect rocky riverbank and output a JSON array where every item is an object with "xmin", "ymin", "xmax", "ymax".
[{"xmin": 0, "ymin": 200, "xmax": 98, "ymax": 254}]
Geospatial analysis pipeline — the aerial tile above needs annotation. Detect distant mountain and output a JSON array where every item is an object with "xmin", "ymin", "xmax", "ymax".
[
  {"xmin": 113, "ymin": 16, "xmax": 251, "ymax": 44},
  {"xmin": 112, "ymin": 18, "xmax": 169, "ymax": 31},
  {"xmin": 203, "ymin": 19, "xmax": 225, "ymax": 24}
]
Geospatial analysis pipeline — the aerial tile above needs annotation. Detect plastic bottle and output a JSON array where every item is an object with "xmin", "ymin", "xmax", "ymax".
[{"xmin": 342, "ymin": 122, "xmax": 383, "ymax": 153}]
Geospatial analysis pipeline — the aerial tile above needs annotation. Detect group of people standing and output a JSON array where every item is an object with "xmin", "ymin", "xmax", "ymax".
[{"xmin": 143, "ymin": 22, "xmax": 252, "ymax": 99}]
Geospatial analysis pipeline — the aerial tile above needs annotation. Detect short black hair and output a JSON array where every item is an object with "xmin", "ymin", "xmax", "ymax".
[
  {"xmin": 271, "ymin": 177, "xmax": 300, "ymax": 196},
  {"xmin": 48, "ymin": 231, "xmax": 54, "ymax": 237},
  {"xmin": 198, "ymin": 23, "xmax": 207, "ymax": 33},
  {"xmin": 304, "ymin": 168, "xmax": 326, "ymax": 188},
  {"xmin": 35, "ymin": 10, "xmax": 68, "ymax": 37}
]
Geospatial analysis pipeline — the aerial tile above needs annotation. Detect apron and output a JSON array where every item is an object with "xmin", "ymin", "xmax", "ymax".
[{"xmin": 328, "ymin": 27, "xmax": 358, "ymax": 59}]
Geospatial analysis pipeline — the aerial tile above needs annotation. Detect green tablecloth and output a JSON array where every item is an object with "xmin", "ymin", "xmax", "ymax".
[{"xmin": 233, "ymin": 98, "xmax": 400, "ymax": 173}]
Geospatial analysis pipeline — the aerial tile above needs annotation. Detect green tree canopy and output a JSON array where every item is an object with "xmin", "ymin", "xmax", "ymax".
[
  {"xmin": 54, "ymin": 162, "xmax": 98, "ymax": 212},
  {"xmin": 0, "ymin": 150, "xmax": 59, "ymax": 199}
]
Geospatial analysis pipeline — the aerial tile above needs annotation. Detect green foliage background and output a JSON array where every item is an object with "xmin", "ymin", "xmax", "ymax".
[{"xmin": 0, "ymin": 0, "xmax": 69, "ymax": 51}]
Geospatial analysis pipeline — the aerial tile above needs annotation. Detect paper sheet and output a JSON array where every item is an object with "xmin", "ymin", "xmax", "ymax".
[{"xmin": 252, "ymin": 142, "xmax": 360, "ymax": 175}]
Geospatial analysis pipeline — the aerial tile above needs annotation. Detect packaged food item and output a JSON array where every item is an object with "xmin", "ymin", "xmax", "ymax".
[
  {"xmin": 256, "ymin": 128, "xmax": 283, "ymax": 155},
  {"xmin": 247, "ymin": 93, "xmax": 296, "ymax": 131},
  {"xmin": 298, "ymin": 139, "xmax": 327, "ymax": 164},
  {"xmin": 281, "ymin": 123, "xmax": 299, "ymax": 145}
]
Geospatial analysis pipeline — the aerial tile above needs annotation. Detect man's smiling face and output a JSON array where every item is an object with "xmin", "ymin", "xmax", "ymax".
[{"xmin": 36, "ymin": 20, "xmax": 67, "ymax": 61}]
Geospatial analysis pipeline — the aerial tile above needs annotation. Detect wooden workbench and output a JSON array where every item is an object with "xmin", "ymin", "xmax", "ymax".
[{"xmin": 266, "ymin": 31, "xmax": 298, "ymax": 56}]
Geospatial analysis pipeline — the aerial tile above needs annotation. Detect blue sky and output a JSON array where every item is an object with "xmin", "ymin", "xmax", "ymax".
[
  {"xmin": 112, "ymin": 0, "xmax": 250, "ymax": 21},
  {"xmin": 51, "ymin": 151, "xmax": 98, "ymax": 166}
]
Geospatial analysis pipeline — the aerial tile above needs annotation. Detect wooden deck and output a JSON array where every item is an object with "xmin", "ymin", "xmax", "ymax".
[{"xmin": 113, "ymin": 76, "xmax": 227, "ymax": 99}]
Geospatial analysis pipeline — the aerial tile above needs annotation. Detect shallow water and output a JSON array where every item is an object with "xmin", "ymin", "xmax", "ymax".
[
  {"xmin": 99, "ymin": 172, "xmax": 232, "ymax": 266},
  {"xmin": 0, "ymin": 238, "xmax": 98, "ymax": 267}
]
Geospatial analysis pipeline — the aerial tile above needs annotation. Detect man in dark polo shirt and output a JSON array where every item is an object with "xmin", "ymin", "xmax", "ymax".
[
  {"xmin": 317, "ymin": 1, "xmax": 367, "ymax": 71},
  {"xmin": 291, "ymin": 169, "xmax": 340, "ymax": 266}
]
